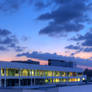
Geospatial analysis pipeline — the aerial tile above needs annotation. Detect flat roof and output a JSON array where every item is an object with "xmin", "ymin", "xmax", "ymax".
[{"xmin": 0, "ymin": 61, "xmax": 83, "ymax": 72}]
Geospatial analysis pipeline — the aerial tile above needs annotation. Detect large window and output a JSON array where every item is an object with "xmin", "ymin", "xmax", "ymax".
[
  {"xmin": 1, "ymin": 68, "xmax": 4, "ymax": 76},
  {"xmin": 61, "ymin": 78, "xmax": 67, "ymax": 82},
  {"xmin": 37, "ymin": 70, "xmax": 44, "ymax": 76},
  {"xmin": 48, "ymin": 71, "xmax": 53, "ymax": 76},
  {"xmin": 53, "ymin": 71, "xmax": 60, "ymax": 77},
  {"xmin": 6, "ymin": 68, "xmax": 19, "ymax": 76},
  {"xmin": 62, "ymin": 72, "xmax": 66, "ymax": 77},
  {"xmin": 78, "ymin": 72, "xmax": 83, "ymax": 76},
  {"xmin": 73, "ymin": 72, "xmax": 77, "ymax": 76},
  {"xmin": 20, "ymin": 69, "xmax": 30, "ymax": 76}
]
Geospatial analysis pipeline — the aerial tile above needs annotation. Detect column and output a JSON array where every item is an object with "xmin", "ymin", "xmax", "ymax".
[
  {"xmin": 19, "ymin": 69, "xmax": 21, "ymax": 88},
  {"xmin": 31, "ymin": 78, "xmax": 32, "ymax": 86},
  {"xmin": 4, "ymin": 79, "xmax": 6, "ymax": 88},
  {"xmin": 0, "ymin": 80, "xmax": 1, "ymax": 88},
  {"xmin": 4, "ymin": 68, "xmax": 6, "ymax": 88},
  {"xmin": 19, "ymin": 79, "xmax": 21, "ymax": 88},
  {"xmin": 34, "ymin": 78, "xmax": 35, "ymax": 85}
]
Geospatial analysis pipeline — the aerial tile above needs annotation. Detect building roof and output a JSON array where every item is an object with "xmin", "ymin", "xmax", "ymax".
[{"xmin": 0, "ymin": 61, "xmax": 83, "ymax": 72}]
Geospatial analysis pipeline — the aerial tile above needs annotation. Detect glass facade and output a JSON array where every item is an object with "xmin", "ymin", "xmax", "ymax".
[
  {"xmin": 44, "ymin": 78, "xmax": 81, "ymax": 84},
  {"xmin": 0, "ymin": 68, "xmax": 84, "ymax": 87},
  {"xmin": 6, "ymin": 68, "xmax": 19, "ymax": 76},
  {"xmin": 1, "ymin": 68, "xmax": 4, "ymax": 76},
  {"xmin": 20, "ymin": 69, "xmax": 30, "ymax": 76},
  {"xmin": 1, "ymin": 68, "xmax": 83, "ymax": 77}
]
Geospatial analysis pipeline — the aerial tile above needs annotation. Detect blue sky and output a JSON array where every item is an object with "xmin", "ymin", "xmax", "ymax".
[{"xmin": 0, "ymin": 0, "xmax": 92, "ymax": 68}]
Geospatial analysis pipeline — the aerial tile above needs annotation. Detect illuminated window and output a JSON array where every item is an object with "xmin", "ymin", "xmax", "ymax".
[
  {"xmin": 53, "ymin": 71, "xmax": 56, "ymax": 76},
  {"xmin": 6, "ymin": 68, "xmax": 19, "ymax": 76},
  {"xmin": 71, "ymin": 78, "xmax": 75, "ymax": 82},
  {"xmin": 45, "ymin": 79, "xmax": 49, "ymax": 83},
  {"xmin": 56, "ymin": 78, "xmax": 60, "ymax": 83},
  {"xmin": 69, "ymin": 78, "xmax": 72, "ymax": 82},
  {"xmin": 50, "ymin": 78, "xmax": 53, "ymax": 83},
  {"xmin": 69, "ymin": 72, "xmax": 73, "ymax": 77},
  {"xmin": 48, "ymin": 71, "xmax": 53, "ymax": 76},
  {"xmin": 31, "ymin": 70, "xmax": 34, "ymax": 76},
  {"xmin": 63, "ymin": 79, "xmax": 66, "ymax": 82},
  {"xmin": 82, "ymin": 77, "xmax": 85, "ymax": 80},
  {"xmin": 62, "ymin": 72, "xmax": 66, "ymax": 77},
  {"xmin": 61, "ymin": 78, "xmax": 67, "ymax": 82},
  {"xmin": 21, "ymin": 69, "xmax": 29, "ymax": 76},
  {"xmin": 75, "ymin": 78, "xmax": 78, "ymax": 82},
  {"xmin": 35, "ymin": 70, "xmax": 38, "ymax": 76},
  {"xmin": 53, "ymin": 79, "xmax": 56, "ymax": 83},
  {"xmin": 44, "ymin": 71, "xmax": 53, "ymax": 77},
  {"xmin": 1, "ymin": 68, "xmax": 4, "ymax": 76},
  {"xmin": 44, "ymin": 71, "xmax": 48, "ymax": 77},
  {"xmin": 54, "ymin": 71, "xmax": 60, "ymax": 77},
  {"xmin": 39, "ymin": 70, "xmax": 44, "ymax": 76},
  {"xmin": 78, "ymin": 78, "xmax": 81, "ymax": 82}
]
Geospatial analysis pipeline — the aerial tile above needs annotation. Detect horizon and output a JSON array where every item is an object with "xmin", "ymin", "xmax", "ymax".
[{"xmin": 0, "ymin": 0, "xmax": 92, "ymax": 69}]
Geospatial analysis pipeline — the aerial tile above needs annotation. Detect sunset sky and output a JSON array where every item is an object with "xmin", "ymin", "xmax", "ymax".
[{"xmin": 0, "ymin": 0, "xmax": 92, "ymax": 68}]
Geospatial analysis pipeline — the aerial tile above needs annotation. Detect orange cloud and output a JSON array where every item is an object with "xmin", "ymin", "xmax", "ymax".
[{"xmin": 74, "ymin": 52, "xmax": 92, "ymax": 59}]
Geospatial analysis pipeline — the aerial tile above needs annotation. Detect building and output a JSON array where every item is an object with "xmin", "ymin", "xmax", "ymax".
[
  {"xmin": 0, "ymin": 61, "xmax": 86, "ymax": 88},
  {"xmin": 48, "ymin": 59, "xmax": 76, "ymax": 68},
  {"xmin": 12, "ymin": 60, "xmax": 40, "ymax": 65}
]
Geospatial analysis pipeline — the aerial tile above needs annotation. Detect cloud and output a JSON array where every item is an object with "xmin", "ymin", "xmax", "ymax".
[
  {"xmin": 71, "ymin": 31, "xmax": 92, "ymax": 47},
  {"xmin": 34, "ymin": 1, "xmax": 49, "ymax": 10},
  {"xmin": 16, "ymin": 51, "xmax": 86, "ymax": 61},
  {"xmin": 65, "ymin": 44, "xmax": 92, "ymax": 53},
  {"xmin": 0, "ymin": 29, "xmax": 18, "ymax": 46},
  {"xmin": 0, "ymin": 29, "xmax": 11, "ymax": 36},
  {"xmin": 38, "ymin": 0, "xmax": 91, "ymax": 37},
  {"xmin": 0, "ymin": 28, "xmax": 25, "ymax": 52},
  {"xmin": 17, "ymin": 51, "xmax": 92, "ymax": 67},
  {"xmin": 0, "ymin": 0, "xmax": 52, "ymax": 12},
  {"xmin": 65, "ymin": 45, "xmax": 81, "ymax": 50},
  {"xmin": 65, "ymin": 31, "xmax": 92, "ymax": 54},
  {"xmin": 65, "ymin": 44, "xmax": 83, "ymax": 56},
  {"xmin": 15, "ymin": 46, "xmax": 26, "ymax": 52},
  {"xmin": 17, "ymin": 51, "xmax": 62, "ymax": 60},
  {"xmin": 84, "ymin": 48, "xmax": 92, "ymax": 52},
  {"xmin": 0, "ymin": 46, "xmax": 8, "ymax": 51},
  {"xmin": 0, "ymin": 0, "xmax": 26, "ymax": 12}
]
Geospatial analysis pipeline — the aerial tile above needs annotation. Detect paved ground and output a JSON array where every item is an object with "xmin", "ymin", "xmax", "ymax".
[{"xmin": 0, "ymin": 85, "xmax": 92, "ymax": 92}]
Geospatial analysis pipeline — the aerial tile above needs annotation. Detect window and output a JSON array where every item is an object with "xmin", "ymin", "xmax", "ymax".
[
  {"xmin": 1, "ymin": 68, "xmax": 4, "ymax": 76},
  {"xmin": 78, "ymin": 72, "xmax": 83, "ymax": 76},
  {"xmin": 69, "ymin": 72, "xmax": 73, "ymax": 77},
  {"xmin": 62, "ymin": 72, "xmax": 66, "ymax": 77},
  {"xmin": 6, "ymin": 68, "xmax": 20, "ymax": 76},
  {"xmin": 48, "ymin": 71, "xmax": 53, "ymax": 76},
  {"xmin": 21, "ymin": 69, "xmax": 29, "ymax": 76}
]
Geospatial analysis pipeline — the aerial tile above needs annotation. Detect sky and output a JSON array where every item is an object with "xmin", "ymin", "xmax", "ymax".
[{"xmin": 0, "ymin": 0, "xmax": 92, "ymax": 68}]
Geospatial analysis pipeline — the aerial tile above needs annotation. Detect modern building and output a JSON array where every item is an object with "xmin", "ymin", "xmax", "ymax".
[
  {"xmin": 48, "ymin": 59, "xmax": 76, "ymax": 68},
  {"xmin": 12, "ymin": 60, "xmax": 40, "ymax": 65},
  {"xmin": 0, "ymin": 60, "xmax": 86, "ymax": 88}
]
